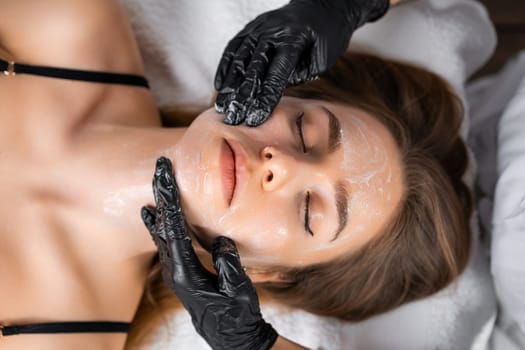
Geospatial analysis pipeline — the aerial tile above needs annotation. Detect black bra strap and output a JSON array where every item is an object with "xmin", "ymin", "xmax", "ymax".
[
  {"xmin": 0, "ymin": 58, "xmax": 149, "ymax": 88},
  {"xmin": 1, "ymin": 321, "xmax": 131, "ymax": 336}
]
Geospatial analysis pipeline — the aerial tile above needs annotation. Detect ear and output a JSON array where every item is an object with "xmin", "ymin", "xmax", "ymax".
[{"xmin": 245, "ymin": 267, "xmax": 291, "ymax": 283}]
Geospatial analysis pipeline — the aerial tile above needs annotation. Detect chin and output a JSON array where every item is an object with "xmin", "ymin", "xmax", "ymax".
[
  {"xmin": 186, "ymin": 221, "xmax": 224, "ymax": 252},
  {"xmin": 187, "ymin": 223, "xmax": 212, "ymax": 253},
  {"xmin": 173, "ymin": 107, "xmax": 241, "ymax": 245},
  {"xmin": 176, "ymin": 188, "xmax": 222, "ymax": 253},
  {"xmin": 172, "ymin": 110, "xmax": 223, "ymax": 223}
]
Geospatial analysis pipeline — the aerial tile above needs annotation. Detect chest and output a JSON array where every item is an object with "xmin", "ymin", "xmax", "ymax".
[{"xmin": 0, "ymin": 152, "xmax": 155, "ymax": 320}]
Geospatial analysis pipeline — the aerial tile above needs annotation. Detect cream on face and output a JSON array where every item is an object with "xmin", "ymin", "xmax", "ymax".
[{"xmin": 173, "ymin": 97, "xmax": 404, "ymax": 269}]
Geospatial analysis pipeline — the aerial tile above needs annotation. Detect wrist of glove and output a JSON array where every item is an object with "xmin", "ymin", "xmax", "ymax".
[
  {"xmin": 289, "ymin": 0, "xmax": 390, "ymax": 30},
  {"xmin": 141, "ymin": 157, "xmax": 278, "ymax": 350},
  {"xmin": 343, "ymin": 0, "xmax": 390, "ymax": 27}
]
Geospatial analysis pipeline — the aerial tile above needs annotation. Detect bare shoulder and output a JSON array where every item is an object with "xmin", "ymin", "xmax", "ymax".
[
  {"xmin": 0, "ymin": 0, "xmax": 157, "ymax": 132},
  {"xmin": 0, "ymin": 0, "xmax": 142, "ymax": 73}
]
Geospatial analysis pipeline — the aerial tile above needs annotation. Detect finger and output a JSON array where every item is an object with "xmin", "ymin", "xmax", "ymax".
[
  {"xmin": 245, "ymin": 47, "xmax": 302, "ymax": 127},
  {"xmin": 147, "ymin": 158, "xmax": 217, "ymax": 297},
  {"xmin": 142, "ymin": 205, "xmax": 166, "ymax": 249},
  {"xmin": 219, "ymin": 36, "xmax": 260, "ymax": 125},
  {"xmin": 152, "ymin": 158, "xmax": 212, "ymax": 274},
  {"xmin": 221, "ymin": 34, "xmax": 258, "ymax": 91},
  {"xmin": 223, "ymin": 97, "xmax": 245, "ymax": 126},
  {"xmin": 151, "ymin": 156, "xmax": 184, "ymax": 245},
  {"xmin": 153, "ymin": 157, "xmax": 180, "ymax": 211},
  {"xmin": 212, "ymin": 236, "xmax": 254, "ymax": 298},
  {"xmin": 140, "ymin": 205, "xmax": 156, "ymax": 235},
  {"xmin": 288, "ymin": 47, "xmax": 318, "ymax": 86},
  {"xmin": 152, "ymin": 157, "xmax": 187, "ymax": 243},
  {"xmin": 287, "ymin": 37, "xmax": 324, "ymax": 86},
  {"xmin": 162, "ymin": 213, "xmax": 217, "ymax": 293},
  {"xmin": 224, "ymin": 42, "xmax": 271, "ymax": 125},
  {"xmin": 214, "ymin": 36, "xmax": 244, "ymax": 91},
  {"xmin": 214, "ymin": 12, "xmax": 266, "ymax": 91},
  {"xmin": 214, "ymin": 88, "xmax": 235, "ymax": 114}
]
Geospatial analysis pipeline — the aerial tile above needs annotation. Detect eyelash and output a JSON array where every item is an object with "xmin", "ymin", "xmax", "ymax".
[
  {"xmin": 295, "ymin": 112, "xmax": 313, "ymax": 236},
  {"xmin": 304, "ymin": 192, "xmax": 314, "ymax": 236},
  {"xmin": 295, "ymin": 112, "xmax": 307, "ymax": 153}
]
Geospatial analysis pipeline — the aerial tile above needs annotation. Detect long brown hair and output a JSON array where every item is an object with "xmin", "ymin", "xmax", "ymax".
[{"xmin": 126, "ymin": 52, "xmax": 472, "ymax": 346}]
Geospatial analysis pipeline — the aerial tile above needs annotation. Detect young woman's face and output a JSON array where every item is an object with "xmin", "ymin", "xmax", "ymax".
[{"xmin": 174, "ymin": 97, "xmax": 404, "ymax": 270}]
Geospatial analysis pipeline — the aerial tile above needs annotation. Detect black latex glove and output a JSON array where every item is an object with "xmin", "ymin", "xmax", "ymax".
[
  {"xmin": 141, "ymin": 157, "xmax": 278, "ymax": 350},
  {"xmin": 214, "ymin": 0, "xmax": 390, "ymax": 126}
]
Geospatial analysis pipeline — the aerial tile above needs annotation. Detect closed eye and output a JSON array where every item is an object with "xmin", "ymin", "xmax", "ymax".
[
  {"xmin": 295, "ymin": 112, "xmax": 307, "ymax": 153},
  {"xmin": 304, "ymin": 192, "xmax": 314, "ymax": 236}
]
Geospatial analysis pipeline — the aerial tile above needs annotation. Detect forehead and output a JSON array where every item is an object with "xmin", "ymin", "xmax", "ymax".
[
  {"xmin": 332, "ymin": 102, "xmax": 399, "ymax": 168},
  {"xmin": 310, "ymin": 101, "xmax": 404, "ymax": 258}
]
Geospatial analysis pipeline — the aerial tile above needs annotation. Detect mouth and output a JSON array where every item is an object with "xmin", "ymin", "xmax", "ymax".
[
  {"xmin": 220, "ymin": 138, "xmax": 248, "ymax": 207},
  {"xmin": 220, "ymin": 139, "xmax": 236, "ymax": 206}
]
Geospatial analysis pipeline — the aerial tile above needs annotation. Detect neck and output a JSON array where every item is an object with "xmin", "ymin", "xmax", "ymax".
[{"xmin": 67, "ymin": 123, "xmax": 186, "ymax": 237}]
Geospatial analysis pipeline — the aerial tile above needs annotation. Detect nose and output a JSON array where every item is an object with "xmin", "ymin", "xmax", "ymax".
[{"xmin": 260, "ymin": 145, "xmax": 297, "ymax": 192}]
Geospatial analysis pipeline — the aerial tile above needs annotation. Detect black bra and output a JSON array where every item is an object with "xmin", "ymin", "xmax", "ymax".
[
  {"xmin": 0, "ymin": 57, "xmax": 145, "ymax": 337},
  {"xmin": 1, "ymin": 321, "xmax": 130, "ymax": 337},
  {"xmin": 1, "ymin": 58, "xmax": 149, "ymax": 88}
]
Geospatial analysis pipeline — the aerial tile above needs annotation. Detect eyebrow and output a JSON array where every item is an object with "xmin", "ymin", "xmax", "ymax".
[
  {"xmin": 320, "ymin": 106, "xmax": 348, "ymax": 241},
  {"xmin": 321, "ymin": 106, "xmax": 342, "ymax": 153},
  {"xmin": 330, "ymin": 180, "xmax": 349, "ymax": 242}
]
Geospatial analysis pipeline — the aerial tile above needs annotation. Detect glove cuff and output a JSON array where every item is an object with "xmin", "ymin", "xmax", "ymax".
[
  {"xmin": 365, "ymin": 0, "xmax": 390, "ymax": 23},
  {"xmin": 345, "ymin": 0, "xmax": 391, "ymax": 29},
  {"xmin": 253, "ymin": 321, "xmax": 279, "ymax": 350}
]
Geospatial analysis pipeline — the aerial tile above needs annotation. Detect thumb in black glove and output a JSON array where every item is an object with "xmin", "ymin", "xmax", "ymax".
[
  {"xmin": 214, "ymin": 0, "xmax": 390, "ymax": 127},
  {"xmin": 141, "ymin": 157, "xmax": 278, "ymax": 350}
]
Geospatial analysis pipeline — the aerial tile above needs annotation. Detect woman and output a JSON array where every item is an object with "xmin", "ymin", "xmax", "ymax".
[
  {"xmin": 0, "ymin": 0, "xmax": 470, "ymax": 349},
  {"xmin": 133, "ymin": 54, "xmax": 472, "ymax": 349}
]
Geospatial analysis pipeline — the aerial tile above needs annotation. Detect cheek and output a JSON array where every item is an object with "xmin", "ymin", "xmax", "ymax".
[
  {"xmin": 238, "ymin": 104, "xmax": 297, "ymax": 150},
  {"xmin": 217, "ymin": 200, "xmax": 296, "ymax": 258}
]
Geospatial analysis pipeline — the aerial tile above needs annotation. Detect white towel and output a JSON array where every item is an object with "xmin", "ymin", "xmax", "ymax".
[
  {"xmin": 491, "ymin": 52, "xmax": 525, "ymax": 343},
  {"xmin": 121, "ymin": 0, "xmax": 498, "ymax": 349}
]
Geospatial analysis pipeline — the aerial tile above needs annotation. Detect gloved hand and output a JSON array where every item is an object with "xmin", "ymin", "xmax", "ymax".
[
  {"xmin": 214, "ymin": 0, "xmax": 390, "ymax": 126},
  {"xmin": 141, "ymin": 157, "xmax": 278, "ymax": 350}
]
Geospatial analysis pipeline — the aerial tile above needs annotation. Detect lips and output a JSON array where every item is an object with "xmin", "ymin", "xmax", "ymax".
[
  {"xmin": 220, "ymin": 138, "xmax": 248, "ymax": 206},
  {"xmin": 220, "ymin": 139, "xmax": 236, "ymax": 206}
]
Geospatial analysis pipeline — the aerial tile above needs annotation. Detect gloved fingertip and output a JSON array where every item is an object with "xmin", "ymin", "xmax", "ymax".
[
  {"xmin": 245, "ymin": 110, "xmax": 269, "ymax": 127},
  {"xmin": 153, "ymin": 156, "xmax": 180, "ymax": 210},
  {"xmin": 213, "ymin": 237, "xmax": 242, "ymax": 268},
  {"xmin": 212, "ymin": 241, "xmax": 244, "ymax": 275},
  {"xmin": 141, "ymin": 205, "xmax": 155, "ymax": 220},
  {"xmin": 213, "ymin": 237, "xmax": 248, "ymax": 296},
  {"xmin": 245, "ymin": 105, "xmax": 271, "ymax": 127},
  {"xmin": 214, "ymin": 102, "xmax": 225, "ymax": 114},
  {"xmin": 212, "ymin": 236, "xmax": 238, "ymax": 257},
  {"xmin": 215, "ymin": 91, "xmax": 233, "ymax": 114},
  {"xmin": 225, "ymin": 108, "xmax": 244, "ymax": 126},
  {"xmin": 140, "ymin": 206, "xmax": 156, "ymax": 234},
  {"xmin": 224, "ymin": 109, "xmax": 237, "ymax": 125},
  {"xmin": 224, "ymin": 99, "xmax": 249, "ymax": 125},
  {"xmin": 155, "ymin": 156, "xmax": 173, "ymax": 174},
  {"xmin": 157, "ymin": 160, "xmax": 177, "ymax": 192}
]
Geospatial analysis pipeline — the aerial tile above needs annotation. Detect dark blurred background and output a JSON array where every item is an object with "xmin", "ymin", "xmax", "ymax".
[{"xmin": 475, "ymin": 0, "xmax": 525, "ymax": 77}]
